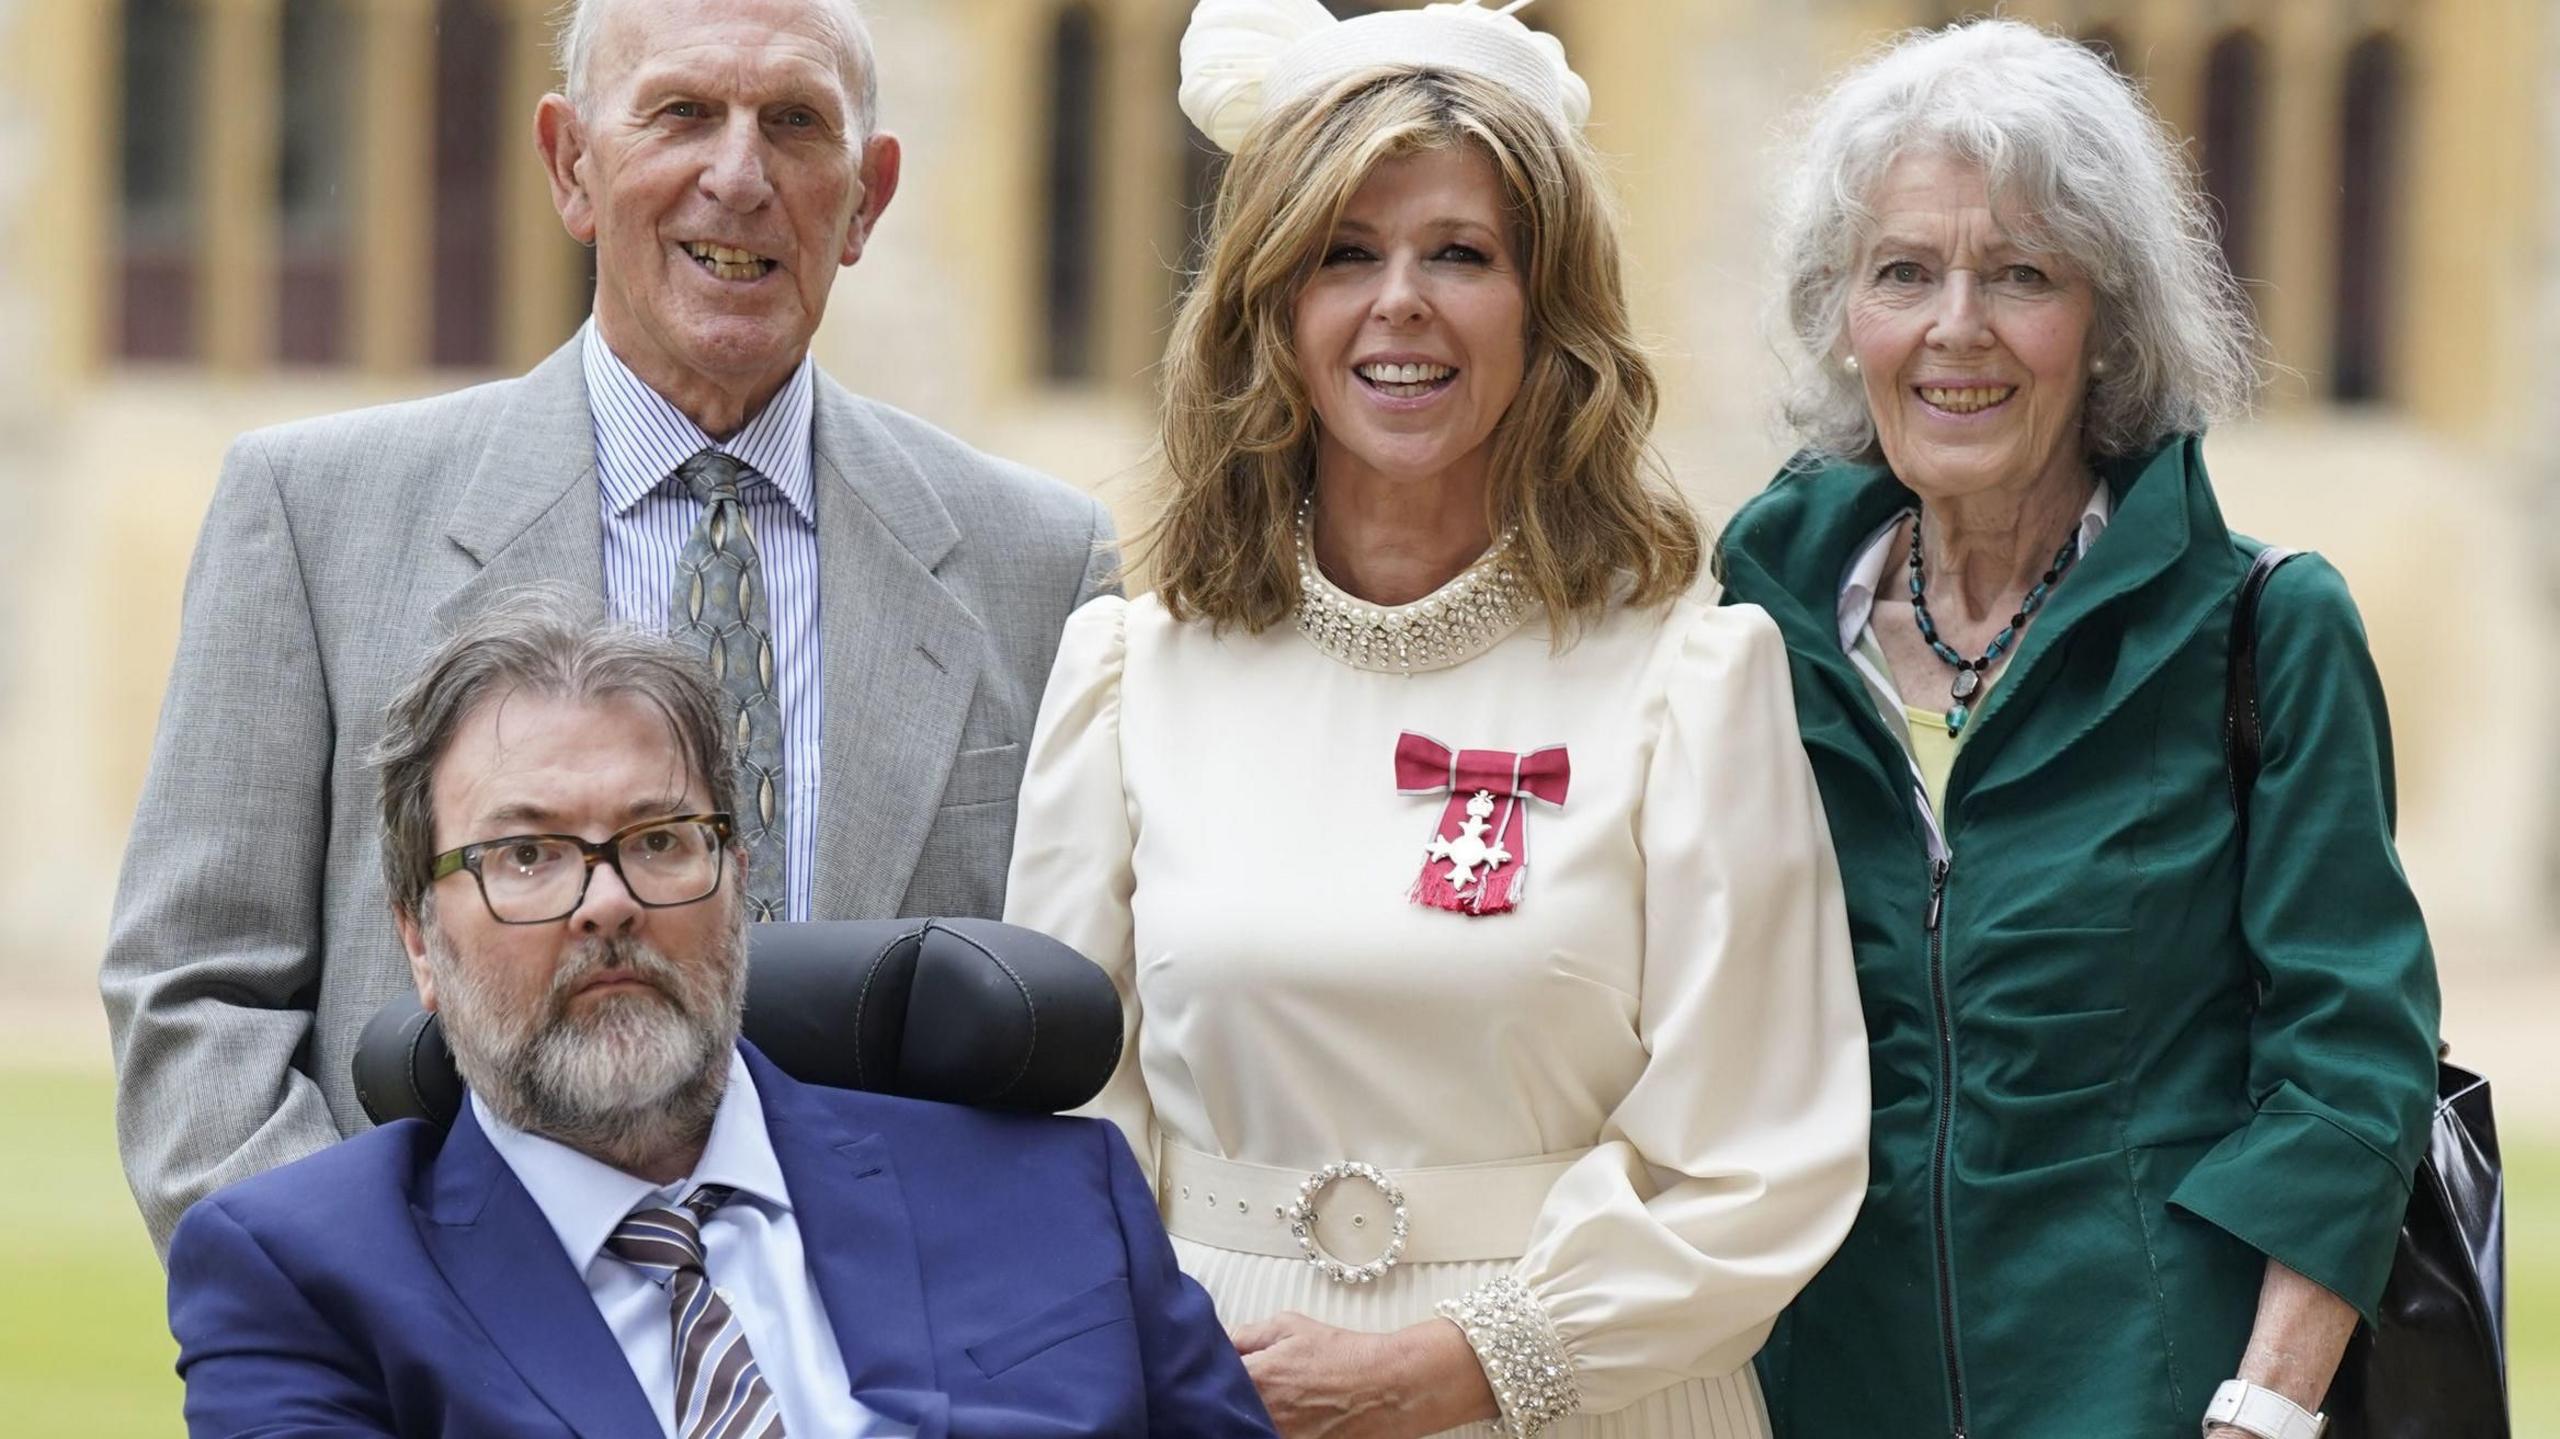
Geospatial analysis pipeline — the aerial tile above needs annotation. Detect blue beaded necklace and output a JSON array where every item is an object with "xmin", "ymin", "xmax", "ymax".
[{"xmin": 1906, "ymin": 511, "xmax": 2083, "ymax": 737}]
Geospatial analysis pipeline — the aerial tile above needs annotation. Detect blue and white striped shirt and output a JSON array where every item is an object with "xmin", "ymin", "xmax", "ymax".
[{"xmin": 584, "ymin": 321, "xmax": 823, "ymax": 922}]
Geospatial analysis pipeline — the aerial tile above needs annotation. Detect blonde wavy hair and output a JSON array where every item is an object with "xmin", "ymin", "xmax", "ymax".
[{"xmin": 1141, "ymin": 67, "xmax": 1699, "ymax": 635}]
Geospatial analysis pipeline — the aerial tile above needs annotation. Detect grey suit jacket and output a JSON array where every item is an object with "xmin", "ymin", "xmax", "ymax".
[{"xmin": 102, "ymin": 339, "xmax": 1117, "ymax": 1252}]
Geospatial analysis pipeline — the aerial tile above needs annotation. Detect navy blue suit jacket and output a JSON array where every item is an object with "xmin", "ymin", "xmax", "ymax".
[{"xmin": 166, "ymin": 1044, "xmax": 1273, "ymax": 1438}]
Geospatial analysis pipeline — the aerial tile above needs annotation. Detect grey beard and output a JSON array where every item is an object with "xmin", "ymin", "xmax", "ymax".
[{"xmin": 427, "ymin": 915, "xmax": 747, "ymax": 1172}]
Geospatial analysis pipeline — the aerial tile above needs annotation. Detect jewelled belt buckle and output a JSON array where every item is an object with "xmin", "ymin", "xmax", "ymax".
[{"xmin": 1280, "ymin": 1161, "xmax": 1410, "ymax": 1284}]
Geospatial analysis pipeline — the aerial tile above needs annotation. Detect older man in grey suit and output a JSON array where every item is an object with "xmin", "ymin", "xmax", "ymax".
[{"xmin": 102, "ymin": 0, "xmax": 1112, "ymax": 1252}]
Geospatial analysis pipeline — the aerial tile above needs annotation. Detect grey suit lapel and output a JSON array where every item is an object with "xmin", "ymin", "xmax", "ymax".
[
  {"xmin": 808, "ymin": 378, "xmax": 984, "ymax": 918},
  {"xmin": 434, "ymin": 339, "xmax": 608, "ymax": 630}
]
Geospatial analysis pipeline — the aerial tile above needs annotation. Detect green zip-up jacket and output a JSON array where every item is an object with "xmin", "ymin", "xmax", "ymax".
[{"xmin": 1717, "ymin": 435, "xmax": 2440, "ymax": 1437}]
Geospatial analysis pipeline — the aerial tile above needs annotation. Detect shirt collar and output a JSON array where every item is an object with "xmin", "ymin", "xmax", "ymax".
[
  {"xmin": 473, "ymin": 1046, "xmax": 794, "ymax": 1278},
  {"xmin": 582, "ymin": 319, "xmax": 817, "ymax": 524},
  {"xmin": 1834, "ymin": 478, "xmax": 2115, "ymax": 653}
]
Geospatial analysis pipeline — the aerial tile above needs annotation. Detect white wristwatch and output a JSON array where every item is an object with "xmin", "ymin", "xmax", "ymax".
[{"xmin": 2204, "ymin": 1380, "xmax": 2327, "ymax": 1439}]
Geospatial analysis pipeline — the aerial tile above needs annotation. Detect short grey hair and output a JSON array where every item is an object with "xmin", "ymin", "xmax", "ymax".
[
  {"xmin": 1771, "ymin": 18, "xmax": 2260, "ymax": 461},
  {"xmin": 553, "ymin": 0, "xmax": 881, "ymax": 138},
  {"xmin": 373, "ymin": 589, "xmax": 738, "ymax": 919}
]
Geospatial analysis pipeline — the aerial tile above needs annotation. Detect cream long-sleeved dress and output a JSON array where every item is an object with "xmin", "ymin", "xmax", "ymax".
[{"xmin": 1003, "ymin": 589, "xmax": 1869, "ymax": 1438}]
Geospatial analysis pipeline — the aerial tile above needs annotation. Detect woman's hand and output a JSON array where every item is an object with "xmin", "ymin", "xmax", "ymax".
[{"xmin": 1232, "ymin": 1313, "xmax": 1498, "ymax": 1439}]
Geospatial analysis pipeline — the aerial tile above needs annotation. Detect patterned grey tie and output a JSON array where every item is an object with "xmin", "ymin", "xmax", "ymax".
[
  {"xmin": 671, "ymin": 451, "xmax": 787, "ymax": 922},
  {"xmin": 606, "ymin": 1185, "xmax": 788, "ymax": 1439}
]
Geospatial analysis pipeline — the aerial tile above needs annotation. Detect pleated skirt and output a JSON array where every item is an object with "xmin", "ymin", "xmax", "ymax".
[{"xmin": 1174, "ymin": 1238, "xmax": 1771, "ymax": 1438}]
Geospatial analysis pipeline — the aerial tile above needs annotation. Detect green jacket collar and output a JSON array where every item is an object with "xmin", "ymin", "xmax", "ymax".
[
  {"xmin": 1716, "ymin": 463, "xmax": 1911, "ymax": 799},
  {"xmin": 1720, "ymin": 434, "xmax": 2248, "ymax": 814}
]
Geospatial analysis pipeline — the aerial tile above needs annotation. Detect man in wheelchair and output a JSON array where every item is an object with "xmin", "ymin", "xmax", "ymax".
[{"xmin": 163, "ymin": 597, "xmax": 1272, "ymax": 1439}]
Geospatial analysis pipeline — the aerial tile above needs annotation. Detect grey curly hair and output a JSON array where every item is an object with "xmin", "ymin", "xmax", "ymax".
[{"xmin": 1771, "ymin": 18, "xmax": 2260, "ymax": 461}]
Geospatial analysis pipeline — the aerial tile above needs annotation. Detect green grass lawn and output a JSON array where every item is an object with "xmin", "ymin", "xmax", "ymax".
[
  {"xmin": 5, "ymin": 1066, "xmax": 2554, "ymax": 1437},
  {"xmin": 2519, "ymin": 1134, "xmax": 2560, "ymax": 1436},
  {"xmin": 3, "ymin": 1069, "xmax": 181, "ymax": 1436}
]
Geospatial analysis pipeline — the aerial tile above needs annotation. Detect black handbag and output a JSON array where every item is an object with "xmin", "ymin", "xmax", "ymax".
[{"xmin": 2226, "ymin": 546, "xmax": 2511, "ymax": 1437}]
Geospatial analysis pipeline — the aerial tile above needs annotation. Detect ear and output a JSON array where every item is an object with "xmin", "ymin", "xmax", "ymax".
[
  {"xmin": 536, "ymin": 94, "xmax": 600, "ymax": 246},
  {"xmin": 840, "ymin": 131, "xmax": 903, "ymax": 267},
  {"xmin": 396, "ymin": 904, "xmax": 439, "ymax": 1011}
]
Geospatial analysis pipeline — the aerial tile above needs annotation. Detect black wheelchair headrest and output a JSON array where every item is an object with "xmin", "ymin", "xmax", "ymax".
[{"xmin": 353, "ymin": 918, "xmax": 1123, "ymax": 1130}]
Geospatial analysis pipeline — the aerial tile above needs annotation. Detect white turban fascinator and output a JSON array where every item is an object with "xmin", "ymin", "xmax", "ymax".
[{"xmin": 1178, "ymin": 0, "xmax": 1591, "ymax": 154}]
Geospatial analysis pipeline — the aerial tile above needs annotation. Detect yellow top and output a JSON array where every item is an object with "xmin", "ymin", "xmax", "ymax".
[
  {"xmin": 1856, "ymin": 631, "xmax": 2000, "ymax": 817},
  {"xmin": 1903, "ymin": 703, "xmax": 1964, "ymax": 817}
]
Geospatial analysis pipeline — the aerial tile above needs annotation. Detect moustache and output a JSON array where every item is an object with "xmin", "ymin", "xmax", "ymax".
[{"xmin": 542, "ymin": 937, "xmax": 692, "ymax": 1020}]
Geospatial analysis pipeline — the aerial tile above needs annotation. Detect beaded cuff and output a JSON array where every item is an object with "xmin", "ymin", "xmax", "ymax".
[{"xmin": 1436, "ymin": 1276, "xmax": 1581, "ymax": 1437}]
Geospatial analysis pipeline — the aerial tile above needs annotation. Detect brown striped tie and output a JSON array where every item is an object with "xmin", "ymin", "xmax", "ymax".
[{"xmin": 606, "ymin": 1185, "xmax": 788, "ymax": 1439}]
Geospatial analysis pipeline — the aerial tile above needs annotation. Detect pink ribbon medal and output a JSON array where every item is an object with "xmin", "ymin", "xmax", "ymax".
[{"xmin": 1394, "ymin": 731, "xmax": 1571, "ymax": 917}]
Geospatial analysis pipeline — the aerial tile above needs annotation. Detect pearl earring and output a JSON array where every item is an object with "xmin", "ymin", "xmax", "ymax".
[
  {"xmin": 2090, "ymin": 357, "xmax": 2110, "ymax": 378},
  {"xmin": 1842, "ymin": 355, "xmax": 1861, "ymax": 376}
]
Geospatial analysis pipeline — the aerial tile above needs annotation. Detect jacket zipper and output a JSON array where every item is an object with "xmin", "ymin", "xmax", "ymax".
[{"xmin": 1926, "ymin": 856, "xmax": 1969, "ymax": 1439}]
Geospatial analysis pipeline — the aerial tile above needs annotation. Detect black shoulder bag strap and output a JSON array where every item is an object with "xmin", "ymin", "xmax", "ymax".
[
  {"xmin": 2222, "ymin": 545, "xmax": 2301, "ymax": 835},
  {"xmin": 2222, "ymin": 543, "xmax": 2511, "ymax": 1438}
]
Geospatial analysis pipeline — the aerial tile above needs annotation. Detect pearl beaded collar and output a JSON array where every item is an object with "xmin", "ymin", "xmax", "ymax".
[{"xmin": 1291, "ymin": 500, "xmax": 1534, "ymax": 673}]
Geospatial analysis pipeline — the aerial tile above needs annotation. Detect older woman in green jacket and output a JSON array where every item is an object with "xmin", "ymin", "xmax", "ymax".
[{"xmin": 1716, "ymin": 20, "xmax": 2440, "ymax": 1439}]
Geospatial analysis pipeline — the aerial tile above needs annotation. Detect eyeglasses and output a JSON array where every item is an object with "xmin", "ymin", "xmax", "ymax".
[{"xmin": 429, "ymin": 813, "xmax": 735, "ymax": 925}]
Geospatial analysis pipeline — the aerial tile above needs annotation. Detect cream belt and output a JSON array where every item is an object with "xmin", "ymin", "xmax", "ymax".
[{"xmin": 1157, "ymin": 1143, "xmax": 1588, "ymax": 1282}]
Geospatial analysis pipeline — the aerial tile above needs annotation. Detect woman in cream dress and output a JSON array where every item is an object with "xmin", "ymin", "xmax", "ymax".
[{"xmin": 1003, "ymin": 5, "xmax": 1870, "ymax": 1435}]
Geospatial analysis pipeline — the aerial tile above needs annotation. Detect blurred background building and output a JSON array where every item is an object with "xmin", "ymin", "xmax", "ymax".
[
  {"xmin": 2, "ymin": 0, "xmax": 2553, "ymax": 1057},
  {"xmin": 2, "ymin": 2, "xmax": 2556, "ymax": 1428}
]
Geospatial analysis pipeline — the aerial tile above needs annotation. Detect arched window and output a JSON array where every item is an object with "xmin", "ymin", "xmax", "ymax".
[
  {"xmin": 278, "ymin": 0, "xmax": 355, "ymax": 364},
  {"xmin": 117, "ymin": 0, "xmax": 202, "ymax": 361},
  {"xmin": 2334, "ymin": 33, "xmax": 2403, "ymax": 403},
  {"xmin": 431, "ymin": 0, "xmax": 504, "ymax": 368},
  {"xmin": 2200, "ymin": 30, "xmax": 2266, "ymax": 286},
  {"xmin": 1042, "ymin": 4, "xmax": 1102, "ymax": 382}
]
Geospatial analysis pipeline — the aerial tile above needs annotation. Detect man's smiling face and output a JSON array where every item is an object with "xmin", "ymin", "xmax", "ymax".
[{"xmin": 545, "ymin": 0, "xmax": 897, "ymax": 428}]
